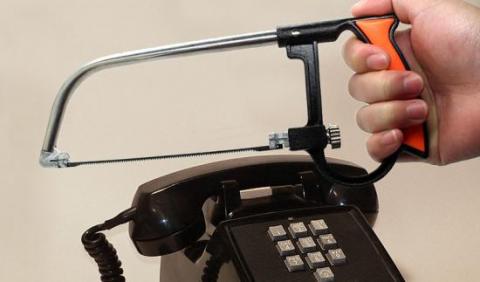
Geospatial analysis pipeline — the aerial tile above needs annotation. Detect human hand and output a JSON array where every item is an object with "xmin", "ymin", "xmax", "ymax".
[{"xmin": 343, "ymin": 0, "xmax": 480, "ymax": 164}]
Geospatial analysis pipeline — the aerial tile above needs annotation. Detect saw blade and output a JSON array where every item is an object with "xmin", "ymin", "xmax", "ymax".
[{"xmin": 67, "ymin": 145, "xmax": 281, "ymax": 167}]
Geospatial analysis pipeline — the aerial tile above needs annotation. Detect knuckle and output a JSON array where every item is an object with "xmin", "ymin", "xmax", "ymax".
[
  {"xmin": 380, "ymin": 102, "xmax": 397, "ymax": 128},
  {"xmin": 356, "ymin": 106, "xmax": 373, "ymax": 133},
  {"xmin": 379, "ymin": 71, "xmax": 392, "ymax": 101}
]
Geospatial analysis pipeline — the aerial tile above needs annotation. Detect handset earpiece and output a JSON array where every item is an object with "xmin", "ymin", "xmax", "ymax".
[{"xmin": 129, "ymin": 178, "xmax": 211, "ymax": 256}]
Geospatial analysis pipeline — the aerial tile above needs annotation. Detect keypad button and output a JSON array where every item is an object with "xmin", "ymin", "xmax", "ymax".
[
  {"xmin": 305, "ymin": 251, "xmax": 327, "ymax": 269},
  {"xmin": 288, "ymin": 222, "xmax": 308, "ymax": 238},
  {"xmin": 297, "ymin": 236, "xmax": 317, "ymax": 253},
  {"xmin": 309, "ymin": 219, "xmax": 329, "ymax": 235},
  {"xmin": 326, "ymin": 248, "xmax": 347, "ymax": 266},
  {"xmin": 268, "ymin": 225, "xmax": 287, "ymax": 241},
  {"xmin": 314, "ymin": 267, "xmax": 335, "ymax": 282},
  {"xmin": 318, "ymin": 234, "xmax": 337, "ymax": 250},
  {"xmin": 284, "ymin": 255, "xmax": 305, "ymax": 272},
  {"xmin": 276, "ymin": 240, "xmax": 296, "ymax": 256}
]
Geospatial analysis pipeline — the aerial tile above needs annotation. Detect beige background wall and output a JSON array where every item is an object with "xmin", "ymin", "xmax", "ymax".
[{"xmin": 1, "ymin": 0, "xmax": 479, "ymax": 281}]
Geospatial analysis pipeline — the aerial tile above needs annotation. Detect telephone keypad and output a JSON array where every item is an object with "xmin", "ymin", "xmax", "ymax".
[
  {"xmin": 227, "ymin": 206, "xmax": 404, "ymax": 281},
  {"xmin": 268, "ymin": 218, "xmax": 347, "ymax": 279}
]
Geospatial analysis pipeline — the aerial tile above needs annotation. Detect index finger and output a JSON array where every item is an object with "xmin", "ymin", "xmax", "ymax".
[
  {"xmin": 351, "ymin": 0, "xmax": 414, "ymax": 24},
  {"xmin": 342, "ymin": 37, "xmax": 390, "ymax": 73},
  {"xmin": 352, "ymin": 0, "xmax": 394, "ymax": 17}
]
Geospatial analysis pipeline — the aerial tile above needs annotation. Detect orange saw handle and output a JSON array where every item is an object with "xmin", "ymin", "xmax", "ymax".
[{"xmin": 353, "ymin": 15, "xmax": 428, "ymax": 158}]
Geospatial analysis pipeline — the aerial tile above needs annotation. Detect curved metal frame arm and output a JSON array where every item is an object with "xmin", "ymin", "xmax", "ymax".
[{"xmin": 39, "ymin": 30, "xmax": 278, "ymax": 167}]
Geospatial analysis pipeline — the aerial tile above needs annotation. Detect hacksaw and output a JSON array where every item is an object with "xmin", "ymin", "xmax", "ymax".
[{"xmin": 39, "ymin": 14, "xmax": 428, "ymax": 186}]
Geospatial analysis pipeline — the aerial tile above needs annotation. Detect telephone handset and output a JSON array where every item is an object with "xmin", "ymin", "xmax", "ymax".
[
  {"xmin": 82, "ymin": 155, "xmax": 403, "ymax": 282},
  {"xmin": 128, "ymin": 155, "xmax": 378, "ymax": 256}
]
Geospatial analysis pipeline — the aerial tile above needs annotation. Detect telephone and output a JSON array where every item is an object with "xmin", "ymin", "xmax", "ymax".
[{"xmin": 82, "ymin": 155, "xmax": 404, "ymax": 282}]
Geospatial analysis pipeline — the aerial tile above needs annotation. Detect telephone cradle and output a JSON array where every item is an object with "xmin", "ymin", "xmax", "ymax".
[{"xmin": 82, "ymin": 155, "xmax": 404, "ymax": 282}]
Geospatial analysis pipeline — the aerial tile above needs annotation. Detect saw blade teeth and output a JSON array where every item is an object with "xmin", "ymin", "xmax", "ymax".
[{"xmin": 67, "ymin": 145, "xmax": 278, "ymax": 167}]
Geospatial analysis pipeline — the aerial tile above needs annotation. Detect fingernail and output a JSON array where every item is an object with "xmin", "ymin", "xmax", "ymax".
[
  {"xmin": 381, "ymin": 130, "xmax": 399, "ymax": 146},
  {"xmin": 366, "ymin": 53, "xmax": 389, "ymax": 70},
  {"xmin": 403, "ymin": 74, "xmax": 423, "ymax": 94},
  {"xmin": 406, "ymin": 100, "xmax": 427, "ymax": 120}
]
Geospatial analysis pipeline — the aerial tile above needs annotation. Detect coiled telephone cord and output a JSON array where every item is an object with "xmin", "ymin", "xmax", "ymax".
[{"xmin": 81, "ymin": 207, "xmax": 136, "ymax": 282}]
